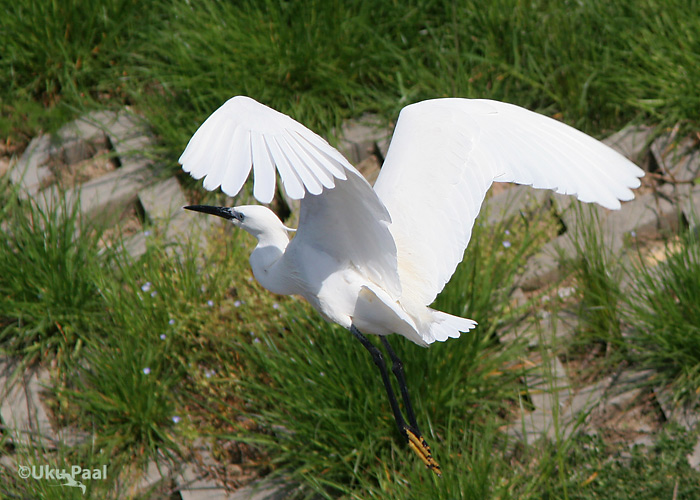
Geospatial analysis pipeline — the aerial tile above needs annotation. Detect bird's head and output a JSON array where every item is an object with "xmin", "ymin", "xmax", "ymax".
[{"xmin": 184, "ymin": 204, "xmax": 294, "ymax": 241}]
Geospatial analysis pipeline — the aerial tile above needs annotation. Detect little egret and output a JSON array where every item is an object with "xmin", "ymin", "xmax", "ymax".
[{"xmin": 181, "ymin": 96, "xmax": 644, "ymax": 475}]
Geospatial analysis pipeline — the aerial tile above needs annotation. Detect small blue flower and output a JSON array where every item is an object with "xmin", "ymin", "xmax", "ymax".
[
  {"xmin": 141, "ymin": 282, "xmax": 152, "ymax": 293},
  {"xmin": 172, "ymin": 415, "xmax": 181, "ymax": 424},
  {"xmin": 143, "ymin": 367, "xmax": 151, "ymax": 375},
  {"xmin": 168, "ymin": 318, "xmax": 175, "ymax": 326},
  {"xmin": 503, "ymin": 240, "xmax": 512, "ymax": 248},
  {"xmin": 234, "ymin": 300, "xmax": 242, "ymax": 307},
  {"xmin": 206, "ymin": 300, "xmax": 214, "ymax": 307},
  {"xmin": 160, "ymin": 334, "xmax": 167, "ymax": 340}
]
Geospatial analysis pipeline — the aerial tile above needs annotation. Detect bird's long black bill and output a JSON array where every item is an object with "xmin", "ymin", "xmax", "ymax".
[
  {"xmin": 184, "ymin": 205, "xmax": 238, "ymax": 220},
  {"xmin": 349, "ymin": 325, "xmax": 441, "ymax": 476}
]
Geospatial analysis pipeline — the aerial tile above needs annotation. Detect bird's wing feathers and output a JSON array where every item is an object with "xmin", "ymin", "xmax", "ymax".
[
  {"xmin": 179, "ymin": 96, "xmax": 349, "ymax": 203},
  {"xmin": 294, "ymin": 171, "xmax": 402, "ymax": 298},
  {"xmin": 373, "ymin": 98, "xmax": 644, "ymax": 306},
  {"xmin": 180, "ymin": 96, "xmax": 401, "ymax": 298}
]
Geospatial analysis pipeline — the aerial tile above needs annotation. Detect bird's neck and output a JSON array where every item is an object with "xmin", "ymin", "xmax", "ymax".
[{"xmin": 249, "ymin": 231, "xmax": 295, "ymax": 295}]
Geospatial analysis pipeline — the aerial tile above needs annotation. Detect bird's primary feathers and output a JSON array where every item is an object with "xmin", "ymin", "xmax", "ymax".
[{"xmin": 180, "ymin": 96, "xmax": 644, "ymax": 346}]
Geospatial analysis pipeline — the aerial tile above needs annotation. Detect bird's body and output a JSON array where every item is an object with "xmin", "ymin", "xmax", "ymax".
[
  {"xmin": 232, "ymin": 202, "xmax": 472, "ymax": 347},
  {"xmin": 181, "ymin": 95, "xmax": 644, "ymax": 474}
]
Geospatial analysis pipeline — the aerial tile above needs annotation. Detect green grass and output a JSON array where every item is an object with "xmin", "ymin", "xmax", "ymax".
[
  {"xmin": 0, "ymin": 189, "xmax": 109, "ymax": 367},
  {"xmin": 547, "ymin": 425, "xmax": 700, "ymax": 500},
  {"xmin": 625, "ymin": 228, "xmax": 700, "ymax": 404},
  {"xmin": 2, "ymin": 0, "xmax": 699, "ymax": 147},
  {"xmin": 0, "ymin": 0, "xmax": 155, "ymax": 140},
  {"xmin": 3, "ymin": 0, "xmax": 700, "ymax": 497},
  {"xmin": 563, "ymin": 203, "xmax": 700, "ymax": 405},
  {"xmin": 55, "ymin": 234, "xmax": 252, "ymax": 463},
  {"xmin": 125, "ymin": 0, "xmax": 700, "ymax": 159},
  {"xmin": 0, "ymin": 178, "xmax": 245, "ymax": 468},
  {"xmin": 563, "ymin": 203, "xmax": 625, "ymax": 358}
]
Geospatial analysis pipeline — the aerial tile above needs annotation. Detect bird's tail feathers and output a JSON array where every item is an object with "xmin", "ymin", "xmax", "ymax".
[{"xmin": 425, "ymin": 310, "xmax": 477, "ymax": 344}]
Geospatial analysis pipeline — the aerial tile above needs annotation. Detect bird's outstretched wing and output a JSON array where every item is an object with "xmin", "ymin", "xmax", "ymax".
[
  {"xmin": 180, "ymin": 96, "xmax": 351, "ymax": 203},
  {"xmin": 372, "ymin": 98, "xmax": 644, "ymax": 307},
  {"xmin": 179, "ymin": 96, "xmax": 401, "ymax": 298}
]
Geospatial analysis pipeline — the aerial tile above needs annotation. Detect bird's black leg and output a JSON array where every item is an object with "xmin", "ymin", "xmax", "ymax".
[
  {"xmin": 349, "ymin": 325, "xmax": 407, "ymax": 436},
  {"xmin": 350, "ymin": 325, "xmax": 441, "ymax": 476},
  {"xmin": 380, "ymin": 336, "xmax": 421, "ymax": 435}
]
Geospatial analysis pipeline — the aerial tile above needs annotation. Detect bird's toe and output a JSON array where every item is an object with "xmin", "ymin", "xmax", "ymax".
[{"xmin": 404, "ymin": 426, "xmax": 442, "ymax": 476}]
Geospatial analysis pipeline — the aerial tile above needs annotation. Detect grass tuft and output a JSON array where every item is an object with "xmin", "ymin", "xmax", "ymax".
[
  {"xmin": 0, "ymin": 189, "xmax": 108, "ymax": 366},
  {"xmin": 625, "ymin": 228, "xmax": 700, "ymax": 404},
  {"xmin": 563, "ymin": 203, "xmax": 625, "ymax": 359}
]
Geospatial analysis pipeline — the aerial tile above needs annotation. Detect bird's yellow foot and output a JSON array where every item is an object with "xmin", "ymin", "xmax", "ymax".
[{"xmin": 405, "ymin": 427, "xmax": 441, "ymax": 476}]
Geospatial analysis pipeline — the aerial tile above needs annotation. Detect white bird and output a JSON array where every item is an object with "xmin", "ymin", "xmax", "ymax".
[{"xmin": 180, "ymin": 96, "xmax": 644, "ymax": 474}]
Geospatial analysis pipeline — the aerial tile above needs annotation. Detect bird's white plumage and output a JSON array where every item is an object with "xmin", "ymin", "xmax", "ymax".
[
  {"xmin": 372, "ymin": 99, "xmax": 644, "ymax": 306},
  {"xmin": 179, "ymin": 96, "xmax": 349, "ymax": 203},
  {"xmin": 180, "ymin": 96, "xmax": 644, "ymax": 346},
  {"xmin": 292, "ymin": 167, "xmax": 402, "ymax": 300}
]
